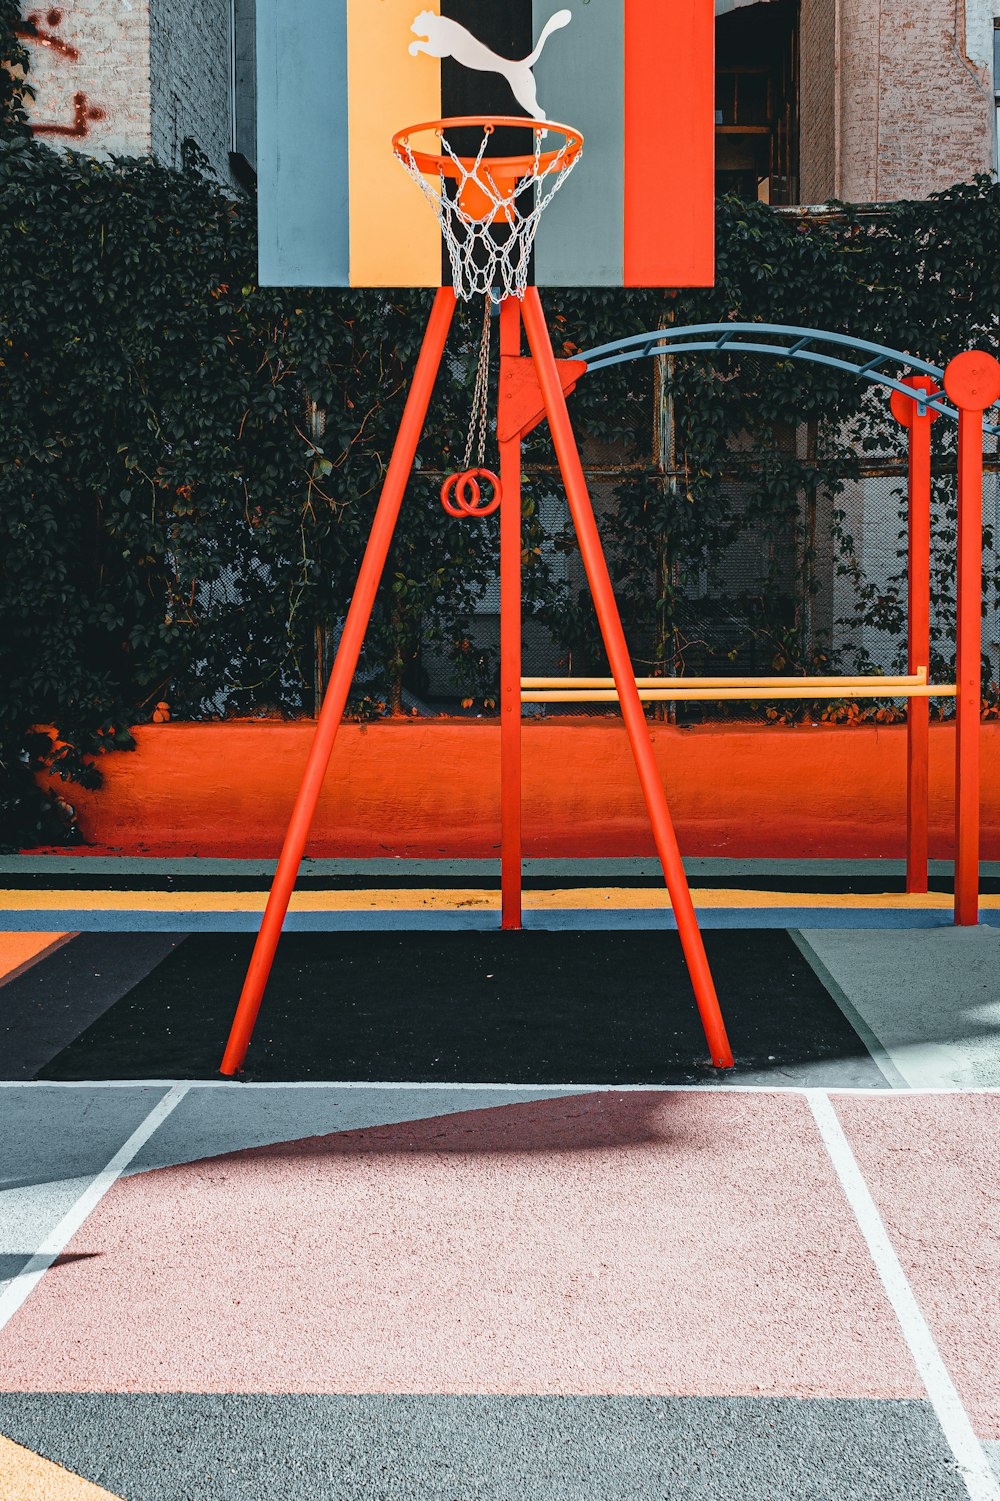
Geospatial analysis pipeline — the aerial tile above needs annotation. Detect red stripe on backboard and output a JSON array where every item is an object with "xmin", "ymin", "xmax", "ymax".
[{"xmin": 624, "ymin": 0, "xmax": 715, "ymax": 288}]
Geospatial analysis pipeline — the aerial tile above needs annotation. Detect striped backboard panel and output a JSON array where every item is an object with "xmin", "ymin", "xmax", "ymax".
[{"xmin": 256, "ymin": 0, "xmax": 714, "ymax": 289}]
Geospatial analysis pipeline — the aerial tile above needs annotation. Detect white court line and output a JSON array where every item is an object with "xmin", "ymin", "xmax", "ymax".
[
  {"xmin": 1, "ymin": 1079, "xmax": 1000, "ymax": 1093},
  {"xmin": 808, "ymin": 1090, "xmax": 1000, "ymax": 1501},
  {"xmin": 0, "ymin": 1082, "xmax": 190, "ymax": 1335}
]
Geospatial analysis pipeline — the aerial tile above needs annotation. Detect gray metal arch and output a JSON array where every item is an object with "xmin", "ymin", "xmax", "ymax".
[{"xmin": 577, "ymin": 321, "xmax": 1000, "ymax": 435}]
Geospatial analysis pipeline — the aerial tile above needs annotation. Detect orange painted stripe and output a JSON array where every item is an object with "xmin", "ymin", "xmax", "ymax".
[
  {"xmin": 347, "ymin": 0, "xmax": 442, "ymax": 287},
  {"xmin": 624, "ymin": 0, "xmax": 714, "ymax": 287},
  {"xmin": 0, "ymin": 1434, "xmax": 124, "ymax": 1500},
  {"xmin": 0, "ymin": 931, "xmax": 74, "ymax": 987}
]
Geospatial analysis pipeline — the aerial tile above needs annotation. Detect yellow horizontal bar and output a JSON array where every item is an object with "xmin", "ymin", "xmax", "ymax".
[
  {"xmin": 522, "ymin": 685, "xmax": 957, "ymax": 703},
  {"xmin": 522, "ymin": 669, "xmax": 929, "ymax": 690}
]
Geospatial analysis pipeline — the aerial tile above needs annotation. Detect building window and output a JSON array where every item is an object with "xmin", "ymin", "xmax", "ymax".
[{"xmin": 715, "ymin": 0, "xmax": 799, "ymax": 205}]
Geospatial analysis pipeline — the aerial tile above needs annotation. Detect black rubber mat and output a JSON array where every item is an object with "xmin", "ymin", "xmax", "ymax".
[
  {"xmin": 37, "ymin": 930, "xmax": 886, "ymax": 1085},
  {"xmin": 0, "ymin": 933, "xmax": 188, "ymax": 1080}
]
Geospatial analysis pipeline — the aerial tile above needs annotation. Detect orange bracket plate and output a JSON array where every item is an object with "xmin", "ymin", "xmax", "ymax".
[{"xmin": 498, "ymin": 354, "xmax": 588, "ymax": 443}]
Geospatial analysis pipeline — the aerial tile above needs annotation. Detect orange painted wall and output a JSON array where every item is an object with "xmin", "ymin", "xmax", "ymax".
[{"xmin": 42, "ymin": 719, "xmax": 1000, "ymax": 858}]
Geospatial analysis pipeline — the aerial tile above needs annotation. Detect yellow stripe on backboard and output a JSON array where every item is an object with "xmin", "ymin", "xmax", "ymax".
[{"xmin": 347, "ymin": 0, "xmax": 442, "ymax": 287}]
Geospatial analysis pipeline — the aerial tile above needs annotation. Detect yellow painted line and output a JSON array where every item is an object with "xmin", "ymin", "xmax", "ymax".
[
  {"xmin": 528, "ymin": 888, "xmax": 986, "ymax": 911},
  {"xmin": 1, "ymin": 889, "xmax": 495, "ymax": 912},
  {"xmin": 4, "ymin": 889, "xmax": 997, "ymax": 913},
  {"xmin": 0, "ymin": 931, "xmax": 74, "ymax": 987},
  {"xmin": 0, "ymin": 1433, "xmax": 125, "ymax": 1500}
]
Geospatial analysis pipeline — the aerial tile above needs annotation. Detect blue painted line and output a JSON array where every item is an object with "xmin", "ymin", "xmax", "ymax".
[
  {"xmin": 3, "ymin": 910, "xmax": 995, "ymax": 933},
  {"xmin": 0, "ymin": 911, "xmax": 498, "ymax": 933},
  {"xmin": 526, "ymin": 910, "xmax": 978, "ymax": 931}
]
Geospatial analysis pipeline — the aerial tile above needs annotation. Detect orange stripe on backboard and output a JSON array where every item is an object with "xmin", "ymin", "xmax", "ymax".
[
  {"xmin": 347, "ymin": 0, "xmax": 442, "ymax": 287},
  {"xmin": 624, "ymin": 0, "xmax": 714, "ymax": 287}
]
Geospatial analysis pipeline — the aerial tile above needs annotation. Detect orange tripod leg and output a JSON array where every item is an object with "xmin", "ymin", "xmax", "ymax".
[
  {"xmin": 944, "ymin": 350, "xmax": 1000, "ymax": 927},
  {"xmin": 891, "ymin": 377, "xmax": 936, "ymax": 895},
  {"xmin": 906, "ymin": 399, "xmax": 932, "ymax": 895},
  {"xmin": 952, "ymin": 399, "xmax": 983, "ymax": 927},
  {"xmin": 219, "ymin": 288, "xmax": 457, "ymax": 1074},
  {"xmin": 499, "ymin": 298, "xmax": 523, "ymax": 929},
  {"xmin": 522, "ymin": 288, "xmax": 734, "ymax": 1069}
]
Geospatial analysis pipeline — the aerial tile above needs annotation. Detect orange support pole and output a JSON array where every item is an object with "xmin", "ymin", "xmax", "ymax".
[
  {"xmin": 220, "ymin": 288, "xmax": 457, "ymax": 1074},
  {"xmin": 521, "ymin": 288, "xmax": 734, "ymax": 1069},
  {"xmin": 499, "ymin": 298, "xmax": 523, "ymax": 930},
  {"xmin": 943, "ymin": 351, "xmax": 1000, "ymax": 927},
  {"xmin": 890, "ymin": 376, "xmax": 937, "ymax": 894}
]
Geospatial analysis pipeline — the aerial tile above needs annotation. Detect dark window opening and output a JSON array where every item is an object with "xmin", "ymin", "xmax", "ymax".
[{"xmin": 715, "ymin": 0, "xmax": 799, "ymax": 205}]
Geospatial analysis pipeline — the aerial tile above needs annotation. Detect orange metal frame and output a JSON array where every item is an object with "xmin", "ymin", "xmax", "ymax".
[
  {"xmin": 219, "ymin": 304, "xmax": 1000, "ymax": 1077},
  {"xmin": 897, "ymin": 358, "xmax": 1000, "ymax": 922}
]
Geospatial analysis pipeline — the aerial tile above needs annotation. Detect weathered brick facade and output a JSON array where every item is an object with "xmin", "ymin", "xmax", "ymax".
[
  {"xmin": 799, "ymin": 0, "xmax": 997, "ymax": 203},
  {"xmin": 16, "ymin": 4, "xmax": 152, "ymax": 157},
  {"xmin": 149, "ymin": 0, "xmax": 232, "ymax": 177},
  {"xmin": 798, "ymin": 0, "xmax": 837, "ymax": 202},
  {"xmin": 17, "ymin": 0, "xmax": 233, "ymax": 182}
]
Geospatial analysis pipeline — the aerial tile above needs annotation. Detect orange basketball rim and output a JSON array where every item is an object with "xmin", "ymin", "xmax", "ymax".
[{"xmin": 392, "ymin": 116, "xmax": 583, "ymax": 223}]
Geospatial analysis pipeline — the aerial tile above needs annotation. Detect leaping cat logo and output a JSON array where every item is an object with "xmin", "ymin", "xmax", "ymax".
[{"xmin": 408, "ymin": 9, "xmax": 572, "ymax": 122}]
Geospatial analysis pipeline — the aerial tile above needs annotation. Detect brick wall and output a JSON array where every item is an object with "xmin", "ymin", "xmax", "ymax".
[
  {"xmin": 149, "ymin": 0, "xmax": 232, "ymax": 179},
  {"xmin": 834, "ymin": 0, "xmax": 994, "ymax": 201},
  {"xmin": 798, "ymin": 0, "xmax": 837, "ymax": 202},
  {"xmin": 16, "ymin": 3, "xmax": 152, "ymax": 156},
  {"xmin": 18, "ymin": 1, "xmax": 235, "ymax": 184}
]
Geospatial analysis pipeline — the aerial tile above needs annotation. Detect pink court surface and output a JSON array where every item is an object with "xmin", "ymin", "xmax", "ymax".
[{"xmin": 1, "ymin": 898, "xmax": 999, "ymax": 1500}]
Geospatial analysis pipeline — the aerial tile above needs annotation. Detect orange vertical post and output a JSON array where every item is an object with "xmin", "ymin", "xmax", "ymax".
[
  {"xmin": 499, "ymin": 299, "xmax": 523, "ymax": 929},
  {"xmin": 943, "ymin": 351, "xmax": 1000, "ymax": 927},
  {"xmin": 521, "ymin": 288, "xmax": 734, "ymax": 1068},
  {"xmin": 220, "ymin": 288, "xmax": 457, "ymax": 1074},
  {"xmin": 890, "ymin": 377, "xmax": 937, "ymax": 894}
]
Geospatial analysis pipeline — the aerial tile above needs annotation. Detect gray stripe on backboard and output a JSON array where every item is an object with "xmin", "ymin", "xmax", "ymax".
[
  {"xmin": 256, "ymin": 0, "xmax": 349, "ymax": 286},
  {"xmin": 533, "ymin": 0, "xmax": 623, "ymax": 287}
]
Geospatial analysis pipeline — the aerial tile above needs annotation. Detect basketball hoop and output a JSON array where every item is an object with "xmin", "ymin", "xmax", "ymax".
[{"xmin": 393, "ymin": 116, "xmax": 583, "ymax": 302}]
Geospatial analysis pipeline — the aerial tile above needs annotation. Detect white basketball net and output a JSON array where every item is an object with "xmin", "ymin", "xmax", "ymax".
[{"xmin": 394, "ymin": 123, "xmax": 582, "ymax": 301}]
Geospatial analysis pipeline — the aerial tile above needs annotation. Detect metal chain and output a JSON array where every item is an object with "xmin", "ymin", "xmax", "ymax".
[{"xmin": 462, "ymin": 297, "xmax": 493, "ymax": 471}]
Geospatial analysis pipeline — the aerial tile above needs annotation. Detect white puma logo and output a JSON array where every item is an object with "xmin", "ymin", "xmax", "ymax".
[{"xmin": 408, "ymin": 9, "xmax": 572, "ymax": 122}]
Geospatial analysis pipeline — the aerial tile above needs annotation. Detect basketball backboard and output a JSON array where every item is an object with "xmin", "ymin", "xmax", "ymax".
[{"xmin": 256, "ymin": 0, "xmax": 715, "ymax": 290}]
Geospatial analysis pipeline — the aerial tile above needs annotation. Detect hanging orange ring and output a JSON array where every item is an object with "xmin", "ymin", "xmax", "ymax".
[{"xmin": 440, "ymin": 468, "xmax": 501, "ymax": 518}]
